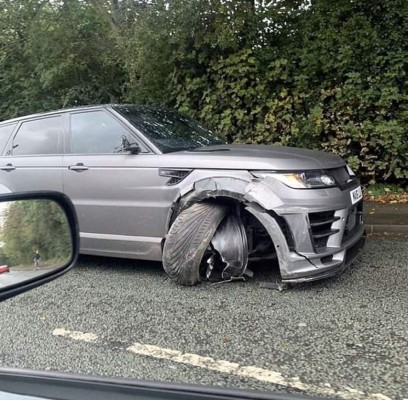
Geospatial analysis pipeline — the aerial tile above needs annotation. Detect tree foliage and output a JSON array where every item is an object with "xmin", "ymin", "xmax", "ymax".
[
  {"xmin": 0, "ymin": 0, "xmax": 124, "ymax": 118},
  {"xmin": 0, "ymin": 0, "xmax": 407, "ymax": 184},
  {"xmin": 0, "ymin": 200, "xmax": 71, "ymax": 266}
]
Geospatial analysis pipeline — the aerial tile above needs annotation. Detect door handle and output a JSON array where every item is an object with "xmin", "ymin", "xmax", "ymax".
[
  {"xmin": 0, "ymin": 163, "xmax": 15, "ymax": 172},
  {"xmin": 68, "ymin": 163, "xmax": 89, "ymax": 172}
]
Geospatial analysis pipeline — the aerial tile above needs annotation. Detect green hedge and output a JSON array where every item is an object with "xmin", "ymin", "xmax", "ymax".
[{"xmin": 1, "ymin": 0, "xmax": 407, "ymax": 184}]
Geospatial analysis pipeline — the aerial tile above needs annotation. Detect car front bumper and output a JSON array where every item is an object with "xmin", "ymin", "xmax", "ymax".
[
  {"xmin": 245, "ymin": 178, "xmax": 366, "ymax": 283},
  {"xmin": 279, "ymin": 227, "xmax": 366, "ymax": 283}
]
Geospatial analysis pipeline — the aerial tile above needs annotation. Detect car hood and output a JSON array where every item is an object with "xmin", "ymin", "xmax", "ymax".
[{"xmin": 164, "ymin": 144, "xmax": 345, "ymax": 170}]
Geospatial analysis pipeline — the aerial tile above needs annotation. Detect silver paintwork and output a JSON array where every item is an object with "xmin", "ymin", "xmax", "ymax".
[{"xmin": 0, "ymin": 105, "xmax": 365, "ymax": 282}]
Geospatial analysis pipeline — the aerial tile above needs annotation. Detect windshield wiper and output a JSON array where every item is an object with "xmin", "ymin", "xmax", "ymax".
[{"xmin": 187, "ymin": 148, "xmax": 230, "ymax": 152}]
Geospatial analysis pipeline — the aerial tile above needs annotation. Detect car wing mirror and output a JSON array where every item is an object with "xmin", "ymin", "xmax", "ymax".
[
  {"xmin": 121, "ymin": 135, "xmax": 141, "ymax": 154},
  {"xmin": 125, "ymin": 143, "xmax": 141, "ymax": 154},
  {"xmin": 0, "ymin": 191, "xmax": 79, "ymax": 302}
]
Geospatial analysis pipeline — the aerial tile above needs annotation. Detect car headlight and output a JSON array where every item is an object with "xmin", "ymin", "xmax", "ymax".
[
  {"xmin": 251, "ymin": 170, "xmax": 336, "ymax": 189},
  {"xmin": 346, "ymin": 165, "xmax": 355, "ymax": 177}
]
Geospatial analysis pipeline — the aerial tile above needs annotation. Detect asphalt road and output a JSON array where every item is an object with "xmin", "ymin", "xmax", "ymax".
[
  {"xmin": 0, "ymin": 236, "xmax": 407, "ymax": 400},
  {"xmin": 0, "ymin": 269, "xmax": 48, "ymax": 288}
]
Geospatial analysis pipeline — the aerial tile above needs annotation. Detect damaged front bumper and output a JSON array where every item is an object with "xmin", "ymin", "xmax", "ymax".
[{"xmin": 246, "ymin": 179, "xmax": 366, "ymax": 283}]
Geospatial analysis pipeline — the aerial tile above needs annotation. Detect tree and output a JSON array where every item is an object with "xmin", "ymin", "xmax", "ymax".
[
  {"xmin": 0, "ymin": 0, "xmax": 126, "ymax": 121},
  {"xmin": 0, "ymin": 0, "xmax": 407, "ymax": 184},
  {"xmin": 0, "ymin": 200, "xmax": 71, "ymax": 266}
]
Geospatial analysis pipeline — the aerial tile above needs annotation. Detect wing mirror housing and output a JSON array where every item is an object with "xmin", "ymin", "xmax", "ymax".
[
  {"xmin": 0, "ymin": 191, "xmax": 79, "ymax": 302},
  {"xmin": 125, "ymin": 143, "xmax": 141, "ymax": 154},
  {"xmin": 121, "ymin": 136, "xmax": 141, "ymax": 154}
]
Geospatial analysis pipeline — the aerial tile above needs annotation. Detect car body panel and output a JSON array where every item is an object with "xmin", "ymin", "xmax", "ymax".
[
  {"xmin": 115, "ymin": 145, "xmax": 345, "ymax": 171},
  {"xmin": 0, "ymin": 114, "xmax": 65, "ymax": 195},
  {"xmin": 62, "ymin": 153, "xmax": 176, "ymax": 260},
  {"xmin": 171, "ymin": 144, "xmax": 345, "ymax": 170},
  {"xmin": 0, "ymin": 155, "xmax": 64, "ymax": 194}
]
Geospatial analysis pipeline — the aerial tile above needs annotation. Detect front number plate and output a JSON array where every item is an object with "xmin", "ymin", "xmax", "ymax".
[{"xmin": 350, "ymin": 186, "xmax": 363, "ymax": 204}]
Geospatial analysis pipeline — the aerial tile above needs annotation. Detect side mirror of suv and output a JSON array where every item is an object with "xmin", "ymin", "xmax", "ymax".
[
  {"xmin": 121, "ymin": 135, "xmax": 141, "ymax": 154},
  {"xmin": 0, "ymin": 191, "xmax": 79, "ymax": 302}
]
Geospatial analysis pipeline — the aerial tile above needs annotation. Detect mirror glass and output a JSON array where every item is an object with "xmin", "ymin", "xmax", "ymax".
[{"xmin": 0, "ymin": 199, "xmax": 72, "ymax": 290}]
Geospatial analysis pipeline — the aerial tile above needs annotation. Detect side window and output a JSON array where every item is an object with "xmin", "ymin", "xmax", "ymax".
[
  {"xmin": 11, "ymin": 117, "xmax": 61, "ymax": 156},
  {"xmin": 0, "ymin": 124, "xmax": 16, "ymax": 155},
  {"xmin": 70, "ymin": 111, "xmax": 134, "ymax": 154}
]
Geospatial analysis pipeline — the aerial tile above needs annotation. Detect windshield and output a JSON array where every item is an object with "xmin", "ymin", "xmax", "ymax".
[{"xmin": 114, "ymin": 105, "xmax": 226, "ymax": 153}]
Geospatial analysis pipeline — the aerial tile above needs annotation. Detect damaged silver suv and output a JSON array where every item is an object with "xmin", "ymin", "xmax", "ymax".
[{"xmin": 0, "ymin": 104, "xmax": 365, "ymax": 285}]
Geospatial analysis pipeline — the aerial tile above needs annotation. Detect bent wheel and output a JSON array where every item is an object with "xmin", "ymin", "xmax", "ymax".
[{"xmin": 211, "ymin": 214, "xmax": 248, "ymax": 279}]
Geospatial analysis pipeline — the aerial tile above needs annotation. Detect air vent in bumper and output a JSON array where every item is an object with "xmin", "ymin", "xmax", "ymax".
[{"xmin": 308, "ymin": 211, "xmax": 340, "ymax": 249}]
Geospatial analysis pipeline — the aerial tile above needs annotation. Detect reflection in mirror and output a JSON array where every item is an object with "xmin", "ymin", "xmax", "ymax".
[{"xmin": 0, "ymin": 199, "xmax": 72, "ymax": 290}]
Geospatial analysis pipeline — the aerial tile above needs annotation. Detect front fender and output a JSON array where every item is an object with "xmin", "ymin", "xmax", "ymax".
[{"xmin": 176, "ymin": 176, "xmax": 284, "ymax": 213}]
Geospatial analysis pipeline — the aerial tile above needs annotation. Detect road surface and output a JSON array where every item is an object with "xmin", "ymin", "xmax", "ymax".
[{"xmin": 0, "ymin": 237, "xmax": 407, "ymax": 400}]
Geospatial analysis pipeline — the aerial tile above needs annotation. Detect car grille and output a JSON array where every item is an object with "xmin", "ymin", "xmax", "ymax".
[
  {"xmin": 308, "ymin": 211, "xmax": 340, "ymax": 249},
  {"xmin": 342, "ymin": 201, "xmax": 363, "ymax": 244}
]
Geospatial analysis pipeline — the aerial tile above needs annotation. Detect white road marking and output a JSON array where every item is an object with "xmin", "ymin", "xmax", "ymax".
[
  {"xmin": 53, "ymin": 327, "xmax": 98, "ymax": 342},
  {"xmin": 127, "ymin": 343, "xmax": 294, "ymax": 387},
  {"xmin": 52, "ymin": 327, "xmax": 394, "ymax": 400}
]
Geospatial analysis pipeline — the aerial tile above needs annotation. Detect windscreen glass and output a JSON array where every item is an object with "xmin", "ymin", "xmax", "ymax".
[{"xmin": 114, "ymin": 105, "xmax": 225, "ymax": 153}]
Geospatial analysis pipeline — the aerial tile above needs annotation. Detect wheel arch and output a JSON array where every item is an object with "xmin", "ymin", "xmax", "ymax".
[
  {"xmin": 166, "ymin": 176, "xmax": 284, "ymax": 230},
  {"xmin": 163, "ymin": 176, "xmax": 294, "ymax": 278},
  {"xmin": 166, "ymin": 178, "xmax": 256, "ymax": 232}
]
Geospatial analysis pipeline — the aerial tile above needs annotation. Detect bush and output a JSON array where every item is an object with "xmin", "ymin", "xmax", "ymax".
[{"xmin": 1, "ymin": 0, "xmax": 407, "ymax": 184}]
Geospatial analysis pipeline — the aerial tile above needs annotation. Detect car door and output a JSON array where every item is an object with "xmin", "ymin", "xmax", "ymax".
[
  {"xmin": 62, "ymin": 109, "xmax": 175, "ymax": 261},
  {"xmin": 0, "ymin": 115, "xmax": 64, "ymax": 194}
]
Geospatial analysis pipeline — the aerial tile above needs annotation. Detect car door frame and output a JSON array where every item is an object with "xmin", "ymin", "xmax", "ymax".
[
  {"xmin": 0, "ymin": 113, "xmax": 66, "ymax": 194},
  {"xmin": 4, "ymin": 112, "xmax": 66, "ymax": 157},
  {"xmin": 0, "ymin": 122, "xmax": 19, "ymax": 192},
  {"xmin": 104, "ymin": 106, "xmax": 164, "ymax": 154},
  {"xmin": 0, "ymin": 122, "xmax": 18, "ymax": 156},
  {"xmin": 62, "ymin": 106, "xmax": 157, "ymax": 156}
]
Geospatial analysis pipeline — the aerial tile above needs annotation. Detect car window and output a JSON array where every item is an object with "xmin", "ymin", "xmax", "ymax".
[
  {"xmin": 11, "ymin": 117, "xmax": 61, "ymax": 156},
  {"xmin": 0, "ymin": 123, "xmax": 16, "ymax": 155},
  {"xmin": 70, "ymin": 111, "xmax": 134, "ymax": 154}
]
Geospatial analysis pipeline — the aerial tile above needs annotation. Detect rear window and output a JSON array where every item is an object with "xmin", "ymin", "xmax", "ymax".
[
  {"xmin": 0, "ymin": 124, "xmax": 16, "ymax": 155},
  {"xmin": 11, "ymin": 117, "xmax": 61, "ymax": 156}
]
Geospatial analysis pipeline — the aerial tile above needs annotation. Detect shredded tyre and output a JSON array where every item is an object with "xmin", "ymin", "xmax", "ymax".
[{"xmin": 163, "ymin": 202, "xmax": 227, "ymax": 285}]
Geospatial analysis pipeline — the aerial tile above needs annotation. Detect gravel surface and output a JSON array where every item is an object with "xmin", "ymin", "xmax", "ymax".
[{"xmin": 0, "ymin": 237, "xmax": 407, "ymax": 399}]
